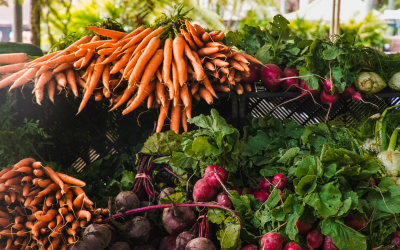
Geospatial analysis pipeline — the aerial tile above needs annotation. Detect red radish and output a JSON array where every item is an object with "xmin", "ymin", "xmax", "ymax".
[
  {"xmin": 341, "ymin": 85, "xmax": 355, "ymax": 96},
  {"xmin": 281, "ymin": 67, "xmax": 300, "ymax": 91},
  {"xmin": 284, "ymin": 242, "xmax": 302, "ymax": 250},
  {"xmin": 241, "ymin": 245, "xmax": 258, "ymax": 250},
  {"xmin": 296, "ymin": 219, "xmax": 313, "ymax": 235},
  {"xmin": 351, "ymin": 92, "xmax": 379, "ymax": 108},
  {"xmin": 242, "ymin": 63, "xmax": 262, "ymax": 83},
  {"xmin": 272, "ymin": 174, "xmax": 288, "ymax": 190},
  {"xmin": 323, "ymin": 78, "xmax": 338, "ymax": 93},
  {"xmin": 366, "ymin": 177, "xmax": 375, "ymax": 186},
  {"xmin": 193, "ymin": 179, "xmax": 217, "ymax": 202},
  {"xmin": 391, "ymin": 231, "xmax": 400, "ymax": 246},
  {"xmin": 344, "ymin": 214, "xmax": 367, "ymax": 230},
  {"xmin": 260, "ymin": 64, "xmax": 282, "ymax": 90},
  {"xmin": 261, "ymin": 232, "xmax": 284, "ymax": 250},
  {"xmin": 254, "ymin": 190, "xmax": 270, "ymax": 203},
  {"xmin": 260, "ymin": 178, "xmax": 272, "ymax": 191},
  {"xmin": 203, "ymin": 165, "xmax": 228, "ymax": 188},
  {"xmin": 216, "ymin": 193, "xmax": 232, "ymax": 208},
  {"xmin": 244, "ymin": 188, "xmax": 254, "ymax": 195},
  {"xmin": 322, "ymin": 236, "xmax": 338, "ymax": 250},
  {"xmin": 307, "ymin": 230, "xmax": 324, "ymax": 250},
  {"xmin": 320, "ymin": 90, "xmax": 339, "ymax": 122},
  {"xmin": 233, "ymin": 187, "xmax": 243, "ymax": 196}
]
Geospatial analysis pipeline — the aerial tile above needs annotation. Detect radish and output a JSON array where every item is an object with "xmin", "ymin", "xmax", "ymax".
[
  {"xmin": 322, "ymin": 236, "xmax": 338, "ymax": 250},
  {"xmin": 241, "ymin": 245, "xmax": 258, "ymax": 250},
  {"xmin": 203, "ymin": 165, "xmax": 228, "ymax": 188},
  {"xmin": 391, "ymin": 231, "xmax": 400, "ymax": 247},
  {"xmin": 366, "ymin": 177, "xmax": 375, "ymax": 186},
  {"xmin": 233, "ymin": 187, "xmax": 243, "ymax": 195},
  {"xmin": 341, "ymin": 85, "xmax": 355, "ymax": 96},
  {"xmin": 295, "ymin": 219, "xmax": 313, "ymax": 235},
  {"xmin": 216, "ymin": 192, "xmax": 232, "ymax": 208},
  {"xmin": 242, "ymin": 63, "xmax": 262, "ymax": 83},
  {"xmin": 320, "ymin": 90, "xmax": 339, "ymax": 122},
  {"xmin": 323, "ymin": 78, "xmax": 338, "ymax": 93},
  {"xmin": 261, "ymin": 232, "xmax": 284, "ymax": 250},
  {"xmin": 259, "ymin": 178, "xmax": 272, "ymax": 191},
  {"xmin": 281, "ymin": 67, "xmax": 300, "ymax": 91},
  {"xmin": 284, "ymin": 242, "xmax": 303, "ymax": 250},
  {"xmin": 301, "ymin": 246, "xmax": 309, "ymax": 250},
  {"xmin": 306, "ymin": 230, "xmax": 324, "ymax": 250},
  {"xmin": 351, "ymin": 91, "xmax": 379, "ymax": 108},
  {"xmin": 272, "ymin": 174, "xmax": 288, "ymax": 190},
  {"xmin": 245, "ymin": 188, "xmax": 255, "ymax": 195},
  {"xmin": 193, "ymin": 179, "xmax": 217, "ymax": 202},
  {"xmin": 260, "ymin": 64, "xmax": 282, "ymax": 91},
  {"xmin": 254, "ymin": 190, "xmax": 270, "ymax": 203},
  {"xmin": 343, "ymin": 214, "xmax": 367, "ymax": 230}
]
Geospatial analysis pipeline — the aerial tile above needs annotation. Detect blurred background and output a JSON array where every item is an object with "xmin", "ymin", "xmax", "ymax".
[{"xmin": 0, "ymin": 0, "xmax": 399, "ymax": 52}]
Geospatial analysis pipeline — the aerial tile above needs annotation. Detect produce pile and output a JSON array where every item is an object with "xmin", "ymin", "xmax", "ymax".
[{"xmin": 0, "ymin": 158, "xmax": 108, "ymax": 249}]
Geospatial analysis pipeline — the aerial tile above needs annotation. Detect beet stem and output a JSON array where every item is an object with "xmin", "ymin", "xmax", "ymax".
[{"xmin": 163, "ymin": 166, "xmax": 183, "ymax": 180}]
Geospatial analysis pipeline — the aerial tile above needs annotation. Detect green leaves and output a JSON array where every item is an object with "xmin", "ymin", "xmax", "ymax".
[
  {"xmin": 322, "ymin": 218, "xmax": 367, "ymax": 250},
  {"xmin": 141, "ymin": 130, "xmax": 182, "ymax": 155},
  {"xmin": 304, "ymin": 182, "xmax": 343, "ymax": 218},
  {"xmin": 295, "ymin": 175, "xmax": 317, "ymax": 196}
]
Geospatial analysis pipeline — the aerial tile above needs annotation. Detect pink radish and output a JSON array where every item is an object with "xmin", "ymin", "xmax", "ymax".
[
  {"xmin": 260, "ymin": 64, "xmax": 282, "ymax": 91},
  {"xmin": 281, "ymin": 67, "xmax": 300, "ymax": 91},
  {"xmin": 260, "ymin": 178, "xmax": 272, "ymax": 191},
  {"xmin": 203, "ymin": 165, "xmax": 228, "ymax": 188},
  {"xmin": 306, "ymin": 230, "xmax": 324, "ymax": 250},
  {"xmin": 241, "ymin": 245, "xmax": 258, "ymax": 250},
  {"xmin": 242, "ymin": 63, "xmax": 262, "ymax": 83},
  {"xmin": 295, "ymin": 219, "xmax": 313, "ymax": 235},
  {"xmin": 272, "ymin": 174, "xmax": 288, "ymax": 190},
  {"xmin": 322, "ymin": 236, "xmax": 338, "ymax": 250},
  {"xmin": 261, "ymin": 232, "xmax": 284, "ymax": 250},
  {"xmin": 284, "ymin": 242, "xmax": 302, "ymax": 250},
  {"xmin": 193, "ymin": 179, "xmax": 217, "ymax": 202},
  {"xmin": 216, "ymin": 193, "xmax": 232, "ymax": 208},
  {"xmin": 343, "ymin": 214, "xmax": 367, "ymax": 230},
  {"xmin": 254, "ymin": 190, "xmax": 270, "ymax": 203},
  {"xmin": 323, "ymin": 78, "xmax": 338, "ymax": 93},
  {"xmin": 366, "ymin": 177, "xmax": 375, "ymax": 186},
  {"xmin": 320, "ymin": 90, "xmax": 339, "ymax": 122},
  {"xmin": 341, "ymin": 85, "xmax": 355, "ymax": 96},
  {"xmin": 351, "ymin": 92, "xmax": 379, "ymax": 108},
  {"xmin": 391, "ymin": 231, "xmax": 400, "ymax": 247}
]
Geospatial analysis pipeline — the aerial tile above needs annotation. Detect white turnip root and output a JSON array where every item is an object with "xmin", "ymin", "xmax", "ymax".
[
  {"xmin": 110, "ymin": 242, "xmax": 131, "ymax": 250},
  {"xmin": 295, "ymin": 219, "xmax": 313, "ymax": 235},
  {"xmin": 322, "ymin": 236, "xmax": 338, "ymax": 250},
  {"xmin": 254, "ymin": 190, "xmax": 270, "ymax": 203},
  {"xmin": 158, "ymin": 235, "xmax": 178, "ymax": 250},
  {"xmin": 320, "ymin": 90, "xmax": 339, "ymax": 122},
  {"xmin": 83, "ymin": 224, "xmax": 112, "ymax": 250},
  {"xmin": 162, "ymin": 205, "xmax": 197, "ymax": 235},
  {"xmin": 344, "ymin": 214, "xmax": 367, "ymax": 230},
  {"xmin": 281, "ymin": 67, "xmax": 300, "ymax": 91},
  {"xmin": 260, "ymin": 64, "xmax": 282, "ymax": 91},
  {"xmin": 261, "ymin": 232, "xmax": 285, "ymax": 250},
  {"xmin": 241, "ymin": 245, "xmax": 258, "ymax": 250},
  {"xmin": 284, "ymin": 242, "xmax": 303, "ymax": 250},
  {"xmin": 272, "ymin": 174, "xmax": 288, "ymax": 190},
  {"xmin": 115, "ymin": 191, "xmax": 140, "ymax": 213},
  {"xmin": 216, "ymin": 192, "xmax": 233, "ymax": 208},
  {"xmin": 306, "ymin": 230, "xmax": 323, "ymax": 250},
  {"xmin": 193, "ymin": 179, "xmax": 217, "ymax": 202},
  {"xmin": 185, "ymin": 237, "xmax": 216, "ymax": 250},
  {"xmin": 203, "ymin": 165, "xmax": 228, "ymax": 188},
  {"xmin": 176, "ymin": 231, "xmax": 196, "ymax": 250},
  {"xmin": 242, "ymin": 63, "xmax": 262, "ymax": 83},
  {"xmin": 260, "ymin": 178, "xmax": 272, "ymax": 191}
]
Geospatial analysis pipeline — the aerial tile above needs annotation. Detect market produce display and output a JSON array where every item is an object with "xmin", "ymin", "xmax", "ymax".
[{"xmin": 0, "ymin": 159, "xmax": 108, "ymax": 249}]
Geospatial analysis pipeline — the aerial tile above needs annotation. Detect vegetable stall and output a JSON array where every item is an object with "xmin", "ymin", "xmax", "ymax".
[{"xmin": 1, "ymin": 4, "xmax": 400, "ymax": 250}]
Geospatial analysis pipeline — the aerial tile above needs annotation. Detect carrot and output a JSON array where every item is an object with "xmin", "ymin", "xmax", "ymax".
[
  {"xmin": 228, "ymin": 68, "xmax": 236, "ymax": 84},
  {"xmin": 5, "ymin": 175, "xmax": 23, "ymax": 186},
  {"xmin": 74, "ymin": 71, "xmax": 85, "ymax": 89},
  {"xmin": 86, "ymin": 26, "xmax": 126, "ymax": 40},
  {"xmin": 193, "ymin": 24, "xmax": 205, "ymax": 36},
  {"xmin": 0, "ymin": 170, "xmax": 19, "ymax": 180},
  {"xmin": 80, "ymin": 220, "xmax": 87, "ymax": 228},
  {"xmin": 110, "ymin": 53, "xmax": 132, "ymax": 74},
  {"xmin": 211, "ymin": 58, "xmax": 229, "ymax": 67},
  {"xmin": 181, "ymin": 29, "xmax": 198, "ymax": 51},
  {"xmin": 208, "ymin": 52, "xmax": 227, "ymax": 58},
  {"xmin": 17, "ymin": 228, "xmax": 28, "ymax": 237},
  {"xmin": 0, "ymin": 68, "xmax": 29, "ymax": 89},
  {"xmin": 70, "ymin": 187, "xmax": 94, "ymax": 205},
  {"xmin": 7, "ymin": 67, "xmax": 38, "ymax": 90},
  {"xmin": 27, "ymin": 188, "xmax": 41, "ymax": 197},
  {"xmin": 47, "ymin": 236, "xmax": 61, "ymax": 250},
  {"xmin": 239, "ymin": 52, "xmax": 263, "ymax": 65},
  {"xmin": 186, "ymin": 48, "xmax": 204, "ymax": 81},
  {"xmin": 185, "ymin": 20, "xmax": 198, "ymax": 38},
  {"xmin": 49, "ymin": 224, "xmax": 65, "ymax": 237},
  {"xmin": 205, "ymin": 61, "xmax": 215, "ymax": 71},
  {"xmin": 65, "ymin": 190, "xmax": 73, "ymax": 211},
  {"xmin": 38, "ymin": 179, "xmax": 53, "ymax": 188},
  {"xmin": 55, "ymin": 172, "xmax": 86, "ymax": 186},
  {"xmin": 205, "ymin": 42, "xmax": 222, "ymax": 47},
  {"xmin": 198, "ymin": 86, "xmax": 214, "ymax": 104},
  {"xmin": 170, "ymin": 99, "xmax": 181, "ymax": 134},
  {"xmin": 198, "ymin": 47, "xmax": 219, "ymax": 57},
  {"xmin": 25, "ymin": 51, "xmax": 59, "ymax": 67},
  {"xmin": 22, "ymin": 183, "xmax": 30, "ymax": 196},
  {"xmin": 0, "ymin": 183, "xmax": 5, "ymax": 192},
  {"xmin": 36, "ymin": 209, "xmax": 57, "ymax": 222},
  {"xmin": 180, "ymin": 84, "xmax": 192, "ymax": 119},
  {"xmin": 0, "ymin": 218, "xmax": 12, "ymax": 227},
  {"xmin": 80, "ymin": 49, "xmax": 94, "ymax": 68},
  {"xmin": 100, "ymin": 45, "xmax": 124, "ymax": 65},
  {"xmin": 181, "ymin": 109, "xmax": 188, "ymax": 132},
  {"xmin": 147, "ymin": 92, "xmax": 155, "ymax": 109},
  {"xmin": 78, "ymin": 56, "xmax": 106, "ymax": 114},
  {"xmin": 98, "ymin": 47, "xmax": 117, "ymax": 56},
  {"xmin": 15, "ymin": 167, "xmax": 33, "ymax": 176},
  {"xmin": 37, "ymin": 183, "xmax": 59, "ymax": 198},
  {"xmin": 0, "ymin": 167, "xmax": 12, "ymax": 178},
  {"xmin": 202, "ymin": 75, "xmax": 218, "ymax": 98},
  {"xmin": 122, "ymin": 50, "xmax": 142, "ymax": 79},
  {"xmin": 171, "ymin": 59, "xmax": 180, "ymax": 106},
  {"xmin": 242, "ymin": 82, "xmax": 251, "ymax": 92},
  {"xmin": 173, "ymin": 36, "xmax": 187, "ymax": 86},
  {"xmin": 122, "ymin": 44, "xmax": 138, "ymax": 54},
  {"xmin": 42, "ymin": 53, "xmax": 80, "ymax": 68},
  {"xmin": 72, "ymin": 193, "xmax": 85, "ymax": 210},
  {"xmin": 192, "ymin": 33, "xmax": 204, "ymax": 48},
  {"xmin": 32, "ymin": 161, "xmax": 42, "ymax": 169},
  {"xmin": 137, "ymin": 49, "xmax": 164, "ymax": 98},
  {"xmin": 63, "ymin": 36, "xmax": 92, "ymax": 54},
  {"xmin": 78, "ymin": 40, "xmax": 113, "ymax": 49},
  {"xmin": 165, "ymin": 79, "xmax": 175, "ymax": 100},
  {"xmin": 45, "ymin": 195, "xmax": 56, "ymax": 207},
  {"xmin": 42, "ymin": 167, "xmax": 65, "ymax": 192},
  {"xmin": 75, "ymin": 48, "xmax": 87, "ymax": 57},
  {"xmin": 232, "ymin": 53, "xmax": 248, "ymax": 64},
  {"xmin": 156, "ymin": 80, "xmax": 166, "ymax": 107},
  {"xmin": 9, "ymin": 191, "xmax": 16, "ymax": 202},
  {"xmin": 0, "ymin": 63, "xmax": 25, "ymax": 73},
  {"xmin": 133, "ymin": 26, "xmax": 164, "ymax": 55},
  {"xmin": 211, "ymin": 31, "xmax": 224, "ymax": 41},
  {"xmin": 21, "ymin": 176, "xmax": 33, "ymax": 184},
  {"xmin": 227, "ymin": 59, "xmax": 244, "ymax": 71},
  {"xmin": 0, "ymin": 53, "xmax": 29, "ymax": 64},
  {"xmin": 76, "ymin": 210, "xmax": 92, "ymax": 221},
  {"xmin": 212, "ymin": 84, "xmax": 230, "ymax": 92},
  {"xmin": 202, "ymin": 32, "xmax": 211, "ymax": 42},
  {"xmin": 33, "ymin": 168, "xmax": 45, "ymax": 177},
  {"xmin": 65, "ymin": 68, "xmax": 78, "ymax": 96},
  {"xmin": 32, "ymin": 221, "xmax": 48, "ymax": 237},
  {"xmin": 122, "ymin": 80, "xmax": 157, "ymax": 115},
  {"xmin": 156, "ymin": 98, "xmax": 171, "ymax": 133},
  {"xmin": 121, "ymin": 28, "xmax": 153, "ymax": 51}
]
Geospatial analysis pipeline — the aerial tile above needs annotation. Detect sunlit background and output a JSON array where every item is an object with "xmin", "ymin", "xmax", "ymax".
[{"xmin": 0, "ymin": 0, "xmax": 399, "ymax": 52}]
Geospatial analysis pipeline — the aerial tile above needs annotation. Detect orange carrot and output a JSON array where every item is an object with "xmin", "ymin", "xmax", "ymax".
[
  {"xmin": 239, "ymin": 53, "xmax": 263, "ymax": 65},
  {"xmin": 202, "ymin": 32, "xmax": 211, "ymax": 42},
  {"xmin": 181, "ymin": 109, "xmax": 188, "ymax": 132},
  {"xmin": 194, "ymin": 24, "xmax": 205, "ymax": 35},
  {"xmin": 242, "ymin": 82, "xmax": 252, "ymax": 92},
  {"xmin": 0, "ymin": 170, "xmax": 19, "ymax": 179},
  {"xmin": 185, "ymin": 47, "xmax": 204, "ymax": 81},
  {"xmin": 16, "ymin": 166, "xmax": 33, "ymax": 175},
  {"xmin": 47, "ymin": 78, "xmax": 56, "ymax": 103},
  {"xmin": 98, "ymin": 47, "xmax": 117, "ymax": 56},
  {"xmin": 32, "ymin": 161, "xmax": 42, "ymax": 169},
  {"xmin": 198, "ymin": 86, "xmax": 213, "ymax": 104},
  {"xmin": 37, "ymin": 183, "xmax": 59, "ymax": 198},
  {"xmin": 156, "ymin": 80, "xmax": 166, "ymax": 107},
  {"xmin": 180, "ymin": 84, "xmax": 192, "ymax": 119},
  {"xmin": 78, "ymin": 40, "xmax": 114, "ymax": 49},
  {"xmin": 75, "ymin": 48, "xmax": 87, "ymax": 57},
  {"xmin": 14, "ymin": 158, "xmax": 35, "ymax": 169},
  {"xmin": 173, "ymin": 36, "xmax": 187, "ymax": 86},
  {"xmin": 132, "ymin": 26, "xmax": 164, "ymax": 55},
  {"xmin": 0, "ymin": 53, "xmax": 29, "ymax": 64},
  {"xmin": 22, "ymin": 184, "xmax": 30, "ymax": 197},
  {"xmin": 122, "ymin": 80, "xmax": 157, "ymax": 115},
  {"xmin": 122, "ymin": 50, "xmax": 142, "ymax": 79},
  {"xmin": 235, "ymin": 83, "xmax": 244, "ymax": 95},
  {"xmin": 121, "ymin": 28, "xmax": 153, "ymax": 51},
  {"xmin": 233, "ymin": 53, "xmax": 249, "ymax": 63},
  {"xmin": 33, "ymin": 70, "xmax": 53, "ymax": 92},
  {"xmin": 48, "ymin": 236, "xmax": 61, "ymax": 250},
  {"xmin": 25, "ymin": 51, "xmax": 59, "ymax": 67},
  {"xmin": 76, "ymin": 210, "xmax": 91, "ymax": 221},
  {"xmin": 192, "ymin": 34, "xmax": 204, "ymax": 48},
  {"xmin": 0, "ymin": 63, "xmax": 25, "ymax": 73},
  {"xmin": 122, "ymin": 44, "xmax": 138, "ymax": 54},
  {"xmin": 228, "ymin": 59, "xmax": 245, "ymax": 71},
  {"xmin": 42, "ymin": 54, "xmax": 80, "ymax": 68},
  {"xmin": 73, "ymin": 193, "xmax": 85, "ymax": 210},
  {"xmin": 21, "ymin": 176, "xmax": 33, "ymax": 184},
  {"xmin": 49, "ymin": 224, "xmax": 65, "ymax": 237},
  {"xmin": 118, "ymin": 27, "xmax": 146, "ymax": 46},
  {"xmin": 86, "ymin": 26, "xmax": 126, "ymax": 40},
  {"xmin": 78, "ymin": 56, "xmax": 106, "ymax": 114},
  {"xmin": 162, "ymin": 38, "xmax": 174, "ymax": 84},
  {"xmin": 42, "ymin": 166, "xmax": 66, "ymax": 194},
  {"xmin": 202, "ymin": 75, "xmax": 218, "ymax": 98},
  {"xmin": 8, "ymin": 68, "xmax": 38, "ymax": 90},
  {"xmin": 32, "ymin": 221, "xmax": 48, "ymax": 237},
  {"xmin": 110, "ymin": 53, "xmax": 132, "ymax": 74},
  {"xmin": 205, "ymin": 61, "xmax": 215, "ymax": 71},
  {"xmin": 45, "ymin": 195, "xmax": 56, "ymax": 207},
  {"xmin": 36, "ymin": 209, "xmax": 57, "ymax": 222},
  {"xmin": 156, "ymin": 98, "xmax": 171, "ymax": 133},
  {"xmin": 193, "ymin": 92, "xmax": 201, "ymax": 101},
  {"xmin": 5, "ymin": 175, "xmax": 23, "ymax": 186},
  {"xmin": 65, "ymin": 68, "xmax": 79, "ymax": 96},
  {"xmin": 66, "ymin": 190, "xmax": 73, "ymax": 211},
  {"xmin": 170, "ymin": 99, "xmax": 181, "ymax": 134},
  {"xmin": 181, "ymin": 29, "xmax": 198, "ymax": 51},
  {"xmin": 80, "ymin": 49, "xmax": 94, "ymax": 68},
  {"xmin": 70, "ymin": 187, "xmax": 94, "ymax": 205},
  {"xmin": 38, "ymin": 179, "xmax": 53, "ymax": 188},
  {"xmin": 211, "ymin": 31, "xmax": 224, "ymax": 41},
  {"xmin": 137, "ymin": 49, "xmax": 164, "ymax": 98},
  {"xmin": 147, "ymin": 92, "xmax": 155, "ymax": 109},
  {"xmin": 56, "ymin": 172, "xmax": 86, "ymax": 186},
  {"xmin": 171, "ymin": 59, "xmax": 180, "ymax": 107},
  {"xmin": 198, "ymin": 47, "xmax": 219, "ymax": 57},
  {"xmin": 99, "ymin": 46, "xmax": 123, "ymax": 65}
]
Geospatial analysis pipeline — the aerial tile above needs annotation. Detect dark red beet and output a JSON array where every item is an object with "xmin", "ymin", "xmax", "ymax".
[
  {"xmin": 323, "ymin": 236, "xmax": 338, "ymax": 250},
  {"xmin": 272, "ymin": 174, "xmax": 288, "ymax": 190},
  {"xmin": 307, "ymin": 230, "xmax": 323, "ymax": 250},
  {"xmin": 162, "ymin": 206, "xmax": 197, "ymax": 236},
  {"xmin": 241, "ymin": 244, "xmax": 258, "ymax": 250},
  {"xmin": 344, "ymin": 214, "xmax": 367, "ymax": 230},
  {"xmin": 186, "ymin": 237, "xmax": 216, "ymax": 250},
  {"xmin": 284, "ymin": 242, "xmax": 302, "ymax": 250},
  {"xmin": 216, "ymin": 193, "xmax": 233, "ymax": 208},
  {"xmin": 115, "ymin": 191, "xmax": 140, "ymax": 213},
  {"xmin": 135, "ymin": 245, "xmax": 156, "ymax": 250},
  {"xmin": 261, "ymin": 232, "xmax": 284, "ymax": 250},
  {"xmin": 176, "ymin": 231, "xmax": 195, "ymax": 250},
  {"xmin": 203, "ymin": 165, "xmax": 228, "ymax": 188},
  {"xmin": 254, "ymin": 190, "xmax": 270, "ymax": 203},
  {"xmin": 260, "ymin": 178, "xmax": 272, "ymax": 191},
  {"xmin": 242, "ymin": 63, "xmax": 262, "ymax": 83},
  {"xmin": 296, "ymin": 219, "xmax": 313, "ymax": 235},
  {"xmin": 158, "ymin": 235, "xmax": 177, "ymax": 250},
  {"xmin": 110, "ymin": 242, "xmax": 131, "ymax": 250},
  {"xmin": 193, "ymin": 179, "xmax": 217, "ymax": 202}
]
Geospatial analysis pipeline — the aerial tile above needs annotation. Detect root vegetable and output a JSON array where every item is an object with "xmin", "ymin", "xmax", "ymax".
[
  {"xmin": 260, "ymin": 178, "xmax": 272, "ymax": 191},
  {"xmin": 296, "ymin": 219, "xmax": 313, "ymax": 235},
  {"xmin": 193, "ymin": 179, "xmax": 217, "ymax": 202},
  {"xmin": 136, "ymin": 245, "xmax": 156, "ymax": 250},
  {"xmin": 343, "ymin": 214, "xmax": 367, "ymax": 230},
  {"xmin": 261, "ymin": 232, "xmax": 284, "ymax": 250},
  {"xmin": 158, "ymin": 235, "xmax": 177, "ymax": 250},
  {"xmin": 322, "ymin": 236, "xmax": 338, "ymax": 250},
  {"xmin": 185, "ymin": 237, "xmax": 216, "ymax": 250},
  {"xmin": 284, "ymin": 242, "xmax": 302, "ymax": 250},
  {"xmin": 115, "ymin": 191, "xmax": 140, "ymax": 213},
  {"xmin": 307, "ymin": 230, "xmax": 324, "ymax": 250},
  {"xmin": 216, "ymin": 192, "xmax": 232, "ymax": 208},
  {"xmin": 272, "ymin": 174, "xmax": 288, "ymax": 190},
  {"xmin": 162, "ymin": 205, "xmax": 196, "ymax": 236},
  {"xmin": 203, "ymin": 165, "xmax": 228, "ymax": 188},
  {"xmin": 260, "ymin": 64, "xmax": 282, "ymax": 91},
  {"xmin": 254, "ymin": 190, "xmax": 270, "ymax": 202},
  {"xmin": 110, "ymin": 242, "xmax": 131, "ymax": 250},
  {"xmin": 281, "ymin": 67, "xmax": 299, "ymax": 91},
  {"xmin": 176, "ymin": 231, "xmax": 196, "ymax": 250},
  {"xmin": 241, "ymin": 245, "xmax": 258, "ymax": 250}
]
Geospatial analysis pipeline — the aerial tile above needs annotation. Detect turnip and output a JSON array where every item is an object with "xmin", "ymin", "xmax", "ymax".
[
  {"xmin": 185, "ymin": 237, "xmax": 216, "ymax": 250},
  {"xmin": 272, "ymin": 174, "xmax": 288, "ymax": 190},
  {"xmin": 284, "ymin": 242, "xmax": 303, "ymax": 250},
  {"xmin": 320, "ymin": 90, "xmax": 339, "ymax": 122},
  {"xmin": 323, "ymin": 78, "xmax": 338, "ymax": 93},
  {"xmin": 241, "ymin": 245, "xmax": 258, "ymax": 250},
  {"xmin": 162, "ymin": 204, "xmax": 197, "ymax": 235},
  {"xmin": 259, "ymin": 178, "xmax": 272, "ymax": 191},
  {"xmin": 216, "ymin": 192, "xmax": 232, "ymax": 208},
  {"xmin": 306, "ymin": 230, "xmax": 323, "ymax": 250},
  {"xmin": 139, "ymin": 201, "xmax": 160, "ymax": 219},
  {"xmin": 109, "ymin": 215, "xmax": 151, "ymax": 245},
  {"xmin": 83, "ymin": 224, "xmax": 112, "ymax": 250},
  {"xmin": 242, "ymin": 63, "xmax": 262, "ymax": 83},
  {"xmin": 135, "ymin": 245, "xmax": 156, "ymax": 250},
  {"xmin": 322, "ymin": 236, "xmax": 338, "ymax": 250},
  {"xmin": 159, "ymin": 187, "xmax": 176, "ymax": 204},
  {"xmin": 115, "ymin": 191, "xmax": 140, "ymax": 213},
  {"xmin": 343, "ymin": 214, "xmax": 367, "ymax": 230},
  {"xmin": 158, "ymin": 235, "xmax": 177, "ymax": 250},
  {"xmin": 110, "ymin": 242, "xmax": 130, "ymax": 250},
  {"xmin": 391, "ymin": 231, "xmax": 400, "ymax": 246},
  {"xmin": 193, "ymin": 179, "xmax": 217, "ymax": 202},
  {"xmin": 341, "ymin": 85, "xmax": 355, "ymax": 96},
  {"xmin": 176, "ymin": 231, "xmax": 196, "ymax": 250},
  {"xmin": 354, "ymin": 72, "xmax": 387, "ymax": 94},
  {"xmin": 261, "ymin": 232, "xmax": 284, "ymax": 250},
  {"xmin": 296, "ymin": 219, "xmax": 313, "ymax": 235},
  {"xmin": 254, "ymin": 190, "xmax": 270, "ymax": 203},
  {"xmin": 203, "ymin": 165, "xmax": 228, "ymax": 188},
  {"xmin": 281, "ymin": 67, "xmax": 300, "ymax": 91},
  {"xmin": 260, "ymin": 64, "xmax": 282, "ymax": 91}
]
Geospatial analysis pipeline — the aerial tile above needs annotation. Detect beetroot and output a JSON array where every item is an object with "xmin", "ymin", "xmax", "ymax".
[
  {"xmin": 242, "ymin": 63, "xmax": 262, "ymax": 83},
  {"xmin": 83, "ymin": 224, "xmax": 112, "ymax": 250},
  {"xmin": 272, "ymin": 174, "xmax": 288, "ymax": 190},
  {"xmin": 301, "ymin": 246, "xmax": 309, "ymax": 250},
  {"xmin": 296, "ymin": 219, "xmax": 313, "ymax": 235},
  {"xmin": 69, "ymin": 241, "xmax": 90, "ymax": 250},
  {"xmin": 193, "ymin": 179, "xmax": 217, "ymax": 202},
  {"xmin": 254, "ymin": 190, "xmax": 270, "ymax": 203},
  {"xmin": 159, "ymin": 187, "xmax": 176, "ymax": 204},
  {"xmin": 241, "ymin": 245, "xmax": 258, "ymax": 250},
  {"xmin": 185, "ymin": 237, "xmax": 216, "ymax": 250},
  {"xmin": 284, "ymin": 242, "xmax": 302, "ymax": 250},
  {"xmin": 281, "ymin": 67, "xmax": 300, "ymax": 91},
  {"xmin": 344, "ymin": 214, "xmax": 367, "ymax": 230},
  {"xmin": 392, "ymin": 231, "xmax": 400, "ymax": 246},
  {"xmin": 162, "ymin": 205, "xmax": 197, "ymax": 235},
  {"xmin": 260, "ymin": 178, "xmax": 272, "ymax": 191},
  {"xmin": 110, "ymin": 242, "xmax": 130, "ymax": 250},
  {"xmin": 158, "ymin": 235, "xmax": 177, "ymax": 250},
  {"xmin": 260, "ymin": 64, "xmax": 282, "ymax": 90},
  {"xmin": 135, "ymin": 245, "xmax": 156, "ymax": 250},
  {"xmin": 109, "ymin": 215, "xmax": 150, "ymax": 245},
  {"xmin": 176, "ymin": 231, "xmax": 196, "ymax": 250},
  {"xmin": 203, "ymin": 165, "xmax": 228, "ymax": 188},
  {"xmin": 139, "ymin": 201, "xmax": 160, "ymax": 219},
  {"xmin": 216, "ymin": 192, "xmax": 233, "ymax": 208},
  {"xmin": 306, "ymin": 230, "xmax": 323, "ymax": 250},
  {"xmin": 322, "ymin": 236, "xmax": 338, "ymax": 250},
  {"xmin": 261, "ymin": 232, "xmax": 284, "ymax": 250},
  {"xmin": 115, "ymin": 191, "xmax": 140, "ymax": 213}
]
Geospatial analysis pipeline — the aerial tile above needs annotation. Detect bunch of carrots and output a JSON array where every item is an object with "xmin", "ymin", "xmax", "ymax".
[
  {"xmin": 0, "ymin": 12, "xmax": 261, "ymax": 134},
  {"xmin": 0, "ymin": 158, "xmax": 108, "ymax": 250}
]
